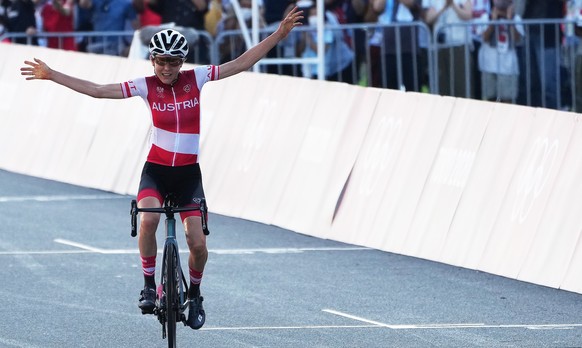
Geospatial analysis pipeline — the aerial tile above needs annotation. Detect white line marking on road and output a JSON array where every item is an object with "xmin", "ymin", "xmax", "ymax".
[
  {"xmin": 322, "ymin": 309, "xmax": 582, "ymax": 331},
  {"xmin": 0, "ymin": 250, "xmax": 92, "ymax": 255},
  {"xmin": 200, "ymin": 324, "xmax": 378, "ymax": 331},
  {"xmin": 53, "ymin": 238, "xmax": 105, "ymax": 253},
  {"xmin": 322, "ymin": 309, "xmax": 396, "ymax": 328},
  {"xmin": 495, "ymin": 323, "xmax": 582, "ymax": 330},
  {"xmin": 0, "ymin": 337, "xmax": 41, "ymax": 348},
  {"xmin": 53, "ymin": 239, "xmax": 140, "ymax": 255},
  {"xmin": 200, "ymin": 322, "xmax": 582, "ymax": 332},
  {"xmin": 0, "ymin": 194, "xmax": 126, "ymax": 203}
]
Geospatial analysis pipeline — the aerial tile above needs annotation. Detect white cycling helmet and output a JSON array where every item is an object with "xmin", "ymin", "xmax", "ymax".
[{"xmin": 149, "ymin": 29, "xmax": 189, "ymax": 58}]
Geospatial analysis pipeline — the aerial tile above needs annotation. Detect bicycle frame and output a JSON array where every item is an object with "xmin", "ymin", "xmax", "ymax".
[{"xmin": 130, "ymin": 197, "xmax": 209, "ymax": 347}]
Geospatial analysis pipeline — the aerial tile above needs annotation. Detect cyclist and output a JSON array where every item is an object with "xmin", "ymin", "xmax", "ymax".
[{"xmin": 20, "ymin": 7, "xmax": 303, "ymax": 330}]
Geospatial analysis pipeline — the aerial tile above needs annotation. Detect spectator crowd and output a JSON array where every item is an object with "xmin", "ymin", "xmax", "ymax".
[{"xmin": 1, "ymin": 0, "xmax": 581, "ymax": 111}]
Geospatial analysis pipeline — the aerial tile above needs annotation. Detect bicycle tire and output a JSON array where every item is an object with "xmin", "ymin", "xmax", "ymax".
[{"xmin": 164, "ymin": 243, "xmax": 178, "ymax": 348}]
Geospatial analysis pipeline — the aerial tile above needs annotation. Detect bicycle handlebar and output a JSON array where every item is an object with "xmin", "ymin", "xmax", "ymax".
[{"xmin": 130, "ymin": 199, "xmax": 209, "ymax": 237}]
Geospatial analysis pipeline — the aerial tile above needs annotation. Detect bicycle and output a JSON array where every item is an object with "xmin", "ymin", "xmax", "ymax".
[{"xmin": 130, "ymin": 196, "xmax": 210, "ymax": 348}]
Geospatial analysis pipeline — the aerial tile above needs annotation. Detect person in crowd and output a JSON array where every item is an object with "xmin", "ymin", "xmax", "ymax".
[
  {"xmin": 0, "ymin": 13, "xmax": 6, "ymax": 40},
  {"xmin": 348, "ymin": 0, "xmax": 370, "ymax": 82},
  {"xmin": 422, "ymin": 0, "xmax": 473, "ymax": 98},
  {"xmin": 470, "ymin": 0, "xmax": 491, "ymax": 100},
  {"xmin": 327, "ymin": 0, "xmax": 369, "ymax": 84},
  {"xmin": 203, "ymin": 0, "xmax": 221, "ymax": 36},
  {"xmin": 79, "ymin": 0, "xmax": 139, "ymax": 56},
  {"xmin": 368, "ymin": 0, "xmax": 388, "ymax": 87},
  {"xmin": 147, "ymin": 0, "xmax": 210, "ymax": 63},
  {"xmin": 132, "ymin": 0, "xmax": 161, "ymax": 27},
  {"xmin": 370, "ymin": 0, "xmax": 426, "ymax": 91},
  {"xmin": 20, "ymin": 8, "xmax": 304, "ymax": 330},
  {"xmin": 215, "ymin": 0, "xmax": 265, "ymax": 63},
  {"xmin": 514, "ymin": 0, "xmax": 565, "ymax": 110},
  {"xmin": 125, "ymin": 0, "xmax": 160, "ymax": 59},
  {"xmin": 33, "ymin": 0, "xmax": 48, "ymax": 47},
  {"xmin": 74, "ymin": 0, "xmax": 93, "ymax": 52},
  {"xmin": 261, "ymin": 0, "xmax": 301, "ymax": 76},
  {"xmin": 298, "ymin": 1, "xmax": 355, "ymax": 83},
  {"xmin": 40, "ymin": 0, "xmax": 76, "ymax": 50},
  {"xmin": 476, "ymin": 0, "xmax": 523, "ymax": 103},
  {"xmin": 0, "ymin": 0, "xmax": 38, "ymax": 45},
  {"xmin": 263, "ymin": 0, "xmax": 287, "ymax": 24}
]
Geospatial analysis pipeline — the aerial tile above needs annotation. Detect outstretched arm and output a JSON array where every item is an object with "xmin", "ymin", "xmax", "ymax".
[
  {"xmin": 218, "ymin": 6, "xmax": 303, "ymax": 80},
  {"xmin": 20, "ymin": 58, "xmax": 124, "ymax": 99}
]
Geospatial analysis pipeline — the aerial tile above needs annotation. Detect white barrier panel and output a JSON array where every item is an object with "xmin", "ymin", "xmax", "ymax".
[
  {"xmin": 4, "ymin": 46, "xmax": 78, "ymax": 177},
  {"xmin": 1, "ymin": 45, "xmax": 45, "ymax": 173},
  {"xmin": 270, "ymin": 81, "xmax": 375, "ymax": 237},
  {"xmin": 328, "ymin": 89, "xmax": 412, "ymax": 246},
  {"xmin": 402, "ymin": 98, "xmax": 493, "ymax": 261},
  {"xmin": 200, "ymin": 72, "xmax": 282, "ymax": 217},
  {"xmin": 329, "ymin": 91, "xmax": 455, "ymax": 250},
  {"xmin": 202, "ymin": 73, "xmax": 376, "ymax": 232},
  {"xmin": 440, "ymin": 102, "xmax": 536, "ymax": 269},
  {"xmin": 236, "ymin": 75, "xmax": 324, "ymax": 224},
  {"xmin": 517, "ymin": 113, "xmax": 582, "ymax": 289},
  {"xmin": 557, "ymin": 115, "xmax": 582, "ymax": 293},
  {"xmin": 478, "ymin": 108, "xmax": 575, "ymax": 279},
  {"xmin": 560, "ymin": 114, "xmax": 582, "ymax": 293},
  {"xmin": 309, "ymin": 85, "xmax": 381, "ymax": 236}
]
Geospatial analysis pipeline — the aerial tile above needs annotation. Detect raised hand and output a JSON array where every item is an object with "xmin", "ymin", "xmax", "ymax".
[
  {"xmin": 20, "ymin": 58, "xmax": 52, "ymax": 80},
  {"xmin": 277, "ymin": 6, "xmax": 304, "ymax": 40}
]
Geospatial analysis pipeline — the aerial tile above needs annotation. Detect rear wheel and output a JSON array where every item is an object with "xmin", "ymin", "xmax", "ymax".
[{"xmin": 164, "ymin": 244, "xmax": 178, "ymax": 348}]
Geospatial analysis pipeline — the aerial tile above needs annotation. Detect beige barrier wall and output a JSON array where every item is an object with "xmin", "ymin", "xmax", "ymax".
[
  {"xmin": 270, "ymin": 81, "xmax": 379, "ymax": 237},
  {"xmin": 327, "ymin": 91, "xmax": 455, "ymax": 249},
  {"xmin": 440, "ymin": 102, "xmax": 534, "ymax": 269},
  {"xmin": 479, "ymin": 109, "xmax": 575, "ymax": 279},
  {"xmin": 3, "ymin": 44, "xmax": 582, "ymax": 294}
]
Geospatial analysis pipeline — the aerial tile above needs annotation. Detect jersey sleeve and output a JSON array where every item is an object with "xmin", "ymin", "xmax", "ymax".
[
  {"xmin": 193, "ymin": 65, "xmax": 220, "ymax": 91},
  {"xmin": 120, "ymin": 77, "xmax": 147, "ymax": 99}
]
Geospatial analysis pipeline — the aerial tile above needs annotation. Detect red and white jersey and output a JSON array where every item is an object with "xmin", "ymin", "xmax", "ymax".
[{"xmin": 121, "ymin": 65, "xmax": 219, "ymax": 166}]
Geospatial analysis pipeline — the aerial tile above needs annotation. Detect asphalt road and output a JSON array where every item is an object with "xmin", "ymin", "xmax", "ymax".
[{"xmin": 1, "ymin": 169, "xmax": 582, "ymax": 348}]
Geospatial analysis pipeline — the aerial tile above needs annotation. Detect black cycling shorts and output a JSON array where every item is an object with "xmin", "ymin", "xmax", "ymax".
[{"xmin": 137, "ymin": 162, "xmax": 206, "ymax": 219}]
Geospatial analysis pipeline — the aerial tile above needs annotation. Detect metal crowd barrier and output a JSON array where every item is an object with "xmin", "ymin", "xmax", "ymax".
[
  {"xmin": 1, "ymin": 30, "xmax": 217, "ymax": 64},
  {"xmin": 432, "ymin": 18, "xmax": 579, "ymax": 111},
  {"xmin": 2, "ymin": 18, "xmax": 579, "ymax": 111}
]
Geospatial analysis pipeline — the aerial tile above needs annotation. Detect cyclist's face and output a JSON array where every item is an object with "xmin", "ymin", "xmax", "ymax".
[{"xmin": 152, "ymin": 55, "xmax": 184, "ymax": 85}]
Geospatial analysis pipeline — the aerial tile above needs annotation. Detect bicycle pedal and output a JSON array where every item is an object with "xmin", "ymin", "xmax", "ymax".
[{"xmin": 141, "ymin": 308, "xmax": 155, "ymax": 315}]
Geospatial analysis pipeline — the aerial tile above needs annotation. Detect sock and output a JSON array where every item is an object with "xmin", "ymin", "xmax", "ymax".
[
  {"xmin": 141, "ymin": 255, "xmax": 156, "ymax": 288},
  {"xmin": 189, "ymin": 268, "xmax": 203, "ymax": 298}
]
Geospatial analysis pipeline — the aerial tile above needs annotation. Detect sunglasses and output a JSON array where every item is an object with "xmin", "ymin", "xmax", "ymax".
[{"xmin": 154, "ymin": 57, "xmax": 184, "ymax": 67}]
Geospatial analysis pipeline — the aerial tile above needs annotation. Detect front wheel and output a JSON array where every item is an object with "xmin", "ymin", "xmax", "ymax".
[{"xmin": 164, "ymin": 244, "xmax": 178, "ymax": 348}]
